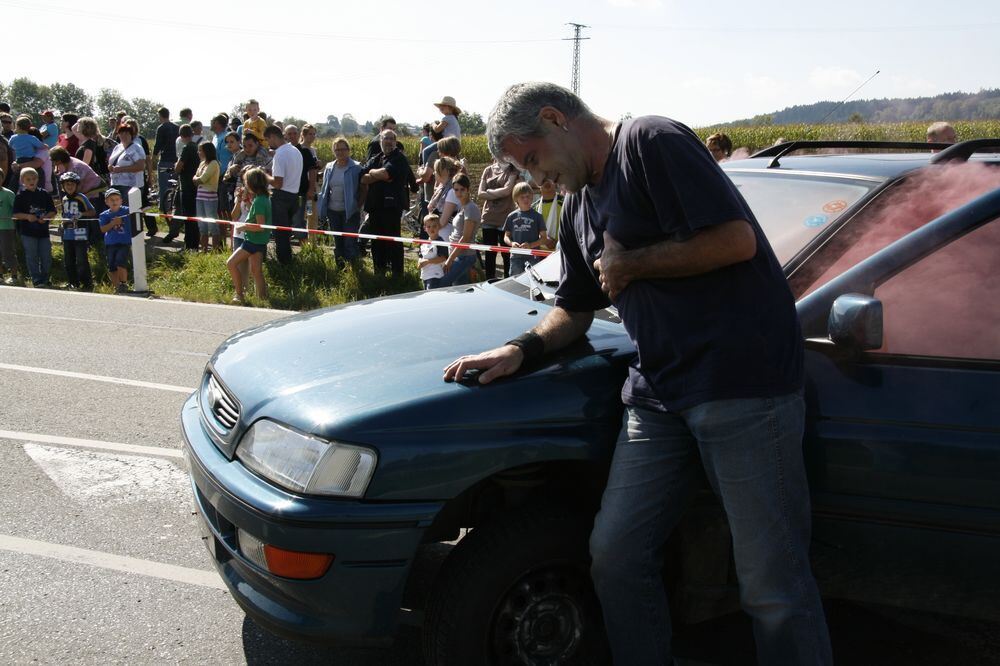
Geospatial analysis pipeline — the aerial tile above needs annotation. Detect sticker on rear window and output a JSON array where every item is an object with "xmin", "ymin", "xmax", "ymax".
[
  {"xmin": 822, "ymin": 200, "xmax": 847, "ymax": 214},
  {"xmin": 804, "ymin": 215, "xmax": 828, "ymax": 228}
]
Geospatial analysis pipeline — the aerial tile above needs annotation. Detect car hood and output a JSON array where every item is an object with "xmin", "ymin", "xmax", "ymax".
[
  {"xmin": 205, "ymin": 284, "xmax": 633, "ymax": 499},
  {"xmin": 213, "ymin": 284, "xmax": 624, "ymax": 416}
]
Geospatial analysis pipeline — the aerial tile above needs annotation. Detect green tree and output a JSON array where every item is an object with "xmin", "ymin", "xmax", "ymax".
[
  {"xmin": 340, "ymin": 114, "xmax": 358, "ymax": 135},
  {"xmin": 48, "ymin": 82, "xmax": 93, "ymax": 117},
  {"xmin": 316, "ymin": 114, "xmax": 340, "ymax": 137},
  {"xmin": 7, "ymin": 78, "xmax": 47, "ymax": 122},
  {"xmin": 282, "ymin": 116, "xmax": 310, "ymax": 129},
  {"xmin": 129, "ymin": 97, "xmax": 163, "ymax": 137},
  {"xmin": 96, "ymin": 88, "xmax": 131, "ymax": 123},
  {"xmin": 849, "ymin": 112, "xmax": 864, "ymax": 124},
  {"xmin": 457, "ymin": 112, "xmax": 486, "ymax": 135}
]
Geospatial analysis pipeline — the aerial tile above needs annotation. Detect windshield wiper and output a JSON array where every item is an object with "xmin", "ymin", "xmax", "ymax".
[{"xmin": 524, "ymin": 263, "xmax": 548, "ymax": 301}]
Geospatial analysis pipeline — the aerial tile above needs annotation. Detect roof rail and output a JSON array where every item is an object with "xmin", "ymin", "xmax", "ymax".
[
  {"xmin": 929, "ymin": 139, "xmax": 1000, "ymax": 164},
  {"xmin": 750, "ymin": 141, "xmax": 943, "ymax": 169}
]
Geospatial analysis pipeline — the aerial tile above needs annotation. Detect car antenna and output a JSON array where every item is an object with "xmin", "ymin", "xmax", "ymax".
[
  {"xmin": 817, "ymin": 69, "xmax": 880, "ymax": 126},
  {"xmin": 770, "ymin": 69, "xmax": 881, "ymax": 169}
]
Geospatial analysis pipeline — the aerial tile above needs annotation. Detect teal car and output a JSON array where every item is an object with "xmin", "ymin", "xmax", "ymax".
[{"xmin": 184, "ymin": 140, "xmax": 1000, "ymax": 665}]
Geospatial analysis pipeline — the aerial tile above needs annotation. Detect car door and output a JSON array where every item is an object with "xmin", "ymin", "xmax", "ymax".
[{"xmin": 795, "ymin": 190, "xmax": 1000, "ymax": 619}]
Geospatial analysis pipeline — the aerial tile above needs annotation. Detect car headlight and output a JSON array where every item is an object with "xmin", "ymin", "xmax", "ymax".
[{"xmin": 236, "ymin": 420, "xmax": 377, "ymax": 498}]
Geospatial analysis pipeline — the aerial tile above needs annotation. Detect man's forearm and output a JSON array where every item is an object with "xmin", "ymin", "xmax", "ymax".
[
  {"xmin": 625, "ymin": 219, "xmax": 756, "ymax": 281},
  {"xmin": 531, "ymin": 306, "xmax": 594, "ymax": 353}
]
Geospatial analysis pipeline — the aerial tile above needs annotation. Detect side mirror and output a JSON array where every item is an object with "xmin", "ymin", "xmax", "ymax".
[{"xmin": 828, "ymin": 294, "xmax": 883, "ymax": 350}]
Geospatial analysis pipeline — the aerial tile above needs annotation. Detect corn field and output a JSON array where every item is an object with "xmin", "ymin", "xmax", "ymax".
[
  {"xmin": 312, "ymin": 120, "xmax": 1000, "ymax": 165},
  {"xmin": 693, "ymin": 120, "xmax": 1000, "ymax": 153}
]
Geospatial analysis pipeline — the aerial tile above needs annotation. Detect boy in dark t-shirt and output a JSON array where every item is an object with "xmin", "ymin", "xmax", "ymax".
[
  {"xmin": 12, "ymin": 168, "xmax": 56, "ymax": 286},
  {"xmin": 502, "ymin": 181, "xmax": 547, "ymax": 275}
]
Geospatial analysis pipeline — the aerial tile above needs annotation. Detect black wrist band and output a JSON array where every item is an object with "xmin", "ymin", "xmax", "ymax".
[{"xmin": 505, "ymin": 331, "xmax": 545, "ymax": 363}]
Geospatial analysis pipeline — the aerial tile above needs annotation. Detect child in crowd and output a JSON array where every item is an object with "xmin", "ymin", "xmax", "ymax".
[
  {"xmin": 418, "ymin": 214, "xmax": 448, "ymax": 290},
  {"xmin": 0, "ymin": 180, "xmax": 18, "ymax": 285},
  {"xmin": 39, "ymin": 110, "xmax": 59, "ymax": 148},
  {"xmin": 503, "ymin": 182, "xmax": 547, "ymax": 276},
  {"xmin": 194, "ymin": 141, "xmax": 221, "ymax": 252},
  {"xmin": 98, "ymin": 188, "xmax": 132, "ymax": 293},
  {"xmin": 432, "ymin": 96, "xmax": 462, "ymax": 139},
  {"xmin": 12, "ymin": 168, "xmax": 56, "ymax": 286},
  {"xmin": 242, "ymin": 100, "xmax": 266, "ymax": 147},
  {"xmin": 535, "ymin": 179, "xmax": 564, "ymax": 250},
  {"xmin": 228, "ymin": 180, "xmax": 252, "ymax": 295},
  {"xmin": 9, "ymin": 117, "xmax": 46, "ymax": 170},
  {"xmin": 226, "ymin": 167, "xmax": 270, "ymax": 304},
  {"xmin": 59, "ymin": 171, "xmax": 95, "ymax": 291}
]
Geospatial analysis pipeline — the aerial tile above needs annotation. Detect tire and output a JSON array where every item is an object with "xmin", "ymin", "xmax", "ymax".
[{"xmin": 423, "ymin": 502, "xmax": 611, "ymax": 666}]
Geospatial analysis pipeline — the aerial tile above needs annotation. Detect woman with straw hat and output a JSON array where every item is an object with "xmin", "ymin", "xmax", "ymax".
[{"xmin": 432, "ymin": 96, "xmax": 462, "ymax": 139}]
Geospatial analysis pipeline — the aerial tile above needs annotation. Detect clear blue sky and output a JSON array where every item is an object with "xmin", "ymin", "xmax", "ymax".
[{"xmin": 7, "ymin": 0, "xmax": 999, "ymax": 127}]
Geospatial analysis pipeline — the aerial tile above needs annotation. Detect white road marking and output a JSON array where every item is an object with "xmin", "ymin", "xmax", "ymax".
[
  {"xmin": 0, "ymin": 362, "xmax": 193, "ymax": 393},
  {"xmin": 0, "ymin": 533, "xmax": 226, "ymax": 590},
  {"xmin": 0, "ymin": 310, "xmax": 232, "ymax": 336},
  {"xmin": 0, "ymin": 283, "xmax": 294, "ymax": 312},
  {"xmin": 23, "ymin": 444, "xmax": 190, "ymax": 506},
  {"xmin": 0, "ymin": 430, "xmax": 183, "ymax": 459}
]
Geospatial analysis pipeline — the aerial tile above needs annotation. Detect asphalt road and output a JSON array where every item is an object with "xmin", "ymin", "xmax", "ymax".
[{"xmin": 0, "ymin": 286, "xmax": 997, "ymax": 665}]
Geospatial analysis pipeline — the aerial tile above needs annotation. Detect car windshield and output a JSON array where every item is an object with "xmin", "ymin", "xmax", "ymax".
[
  {"xmin": 496, "ymin": 169, "xmax": 878, "ymax": 307},
  {"xmin": 724, "ymin": 169, "xmax": 878, "ymax": 264}
]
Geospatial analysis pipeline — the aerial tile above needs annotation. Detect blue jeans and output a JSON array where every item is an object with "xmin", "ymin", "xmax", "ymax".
[
  {"xmin": 438, "ymin": 253, "xmax": 476, "ymax": 286},
  {"xmin": 327, "ymin": 209, "xmax": 360, "ymax": 262},
  {"xmin": 196, "ymin": 198, "xmax": 219, "ymax": 237},
  {"xmin": 590, "ymin": 394, "xmax": 832, "ymax": 666},
  {"xmin": 21, "ymin": 235, "xmax": 52, "ymax": 286}
]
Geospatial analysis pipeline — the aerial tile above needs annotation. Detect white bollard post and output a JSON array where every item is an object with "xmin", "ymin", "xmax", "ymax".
[{"xmin": 128, "ymin": 187, "xmax": 148, "ymax": 293}]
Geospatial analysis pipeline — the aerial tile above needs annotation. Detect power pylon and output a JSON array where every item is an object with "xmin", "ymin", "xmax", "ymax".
[{"xmin": 564, "ymin": 23, "xmax": 590, "ymax": 95}]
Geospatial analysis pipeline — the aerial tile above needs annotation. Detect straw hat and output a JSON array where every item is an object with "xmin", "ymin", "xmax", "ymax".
[{"xmin": 433, "ymin": 96, "xmax": 462, "ymax": 115}]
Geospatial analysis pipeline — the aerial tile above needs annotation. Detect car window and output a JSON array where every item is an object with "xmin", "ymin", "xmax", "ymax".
[
  {"xmin": 790, "ymin": 162, "xmax": 1000, "ymax": 299},
  {"xmin": 725, "ymin": 170, "xmax": 876, "ymax": 264},
  {"xmin": 872, "ymin": 218, "xmax": 1000, "ymax": 360}
]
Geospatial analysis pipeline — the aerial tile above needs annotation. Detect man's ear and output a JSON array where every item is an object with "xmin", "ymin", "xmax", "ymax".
[{"xmin": 538, "ymin": 106, "xmax": 568, "ymax": 130}]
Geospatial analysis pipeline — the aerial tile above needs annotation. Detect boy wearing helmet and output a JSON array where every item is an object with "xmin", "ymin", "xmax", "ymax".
[{"xmin": 59, "ymin": 171, "xmax": 95, "ymax": 290}]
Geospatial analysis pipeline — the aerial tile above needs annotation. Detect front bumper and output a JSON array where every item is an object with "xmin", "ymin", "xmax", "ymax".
[{"xmin": 181, "ymin": 394, "xmax": 443, "ymax": 645}]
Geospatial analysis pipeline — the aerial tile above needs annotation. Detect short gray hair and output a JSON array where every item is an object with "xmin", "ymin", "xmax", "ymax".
[
  {"xmin": 486, "ymin": 82, "xmax": 591, "ymax": 161},
  {"xmin": 380, "ymin": 129, "xmax": 397, "ymax": 141}
]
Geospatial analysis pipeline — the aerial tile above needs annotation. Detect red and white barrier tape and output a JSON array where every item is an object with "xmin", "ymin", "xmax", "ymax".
[{"xmin": 143, "ymin": 212, "xmax": 554, "ymax": 258}]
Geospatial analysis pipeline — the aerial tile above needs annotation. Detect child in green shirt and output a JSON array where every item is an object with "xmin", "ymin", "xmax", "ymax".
[{"xmin": 226, "ymin": 167, "xmax": 270, "ymax": 303}]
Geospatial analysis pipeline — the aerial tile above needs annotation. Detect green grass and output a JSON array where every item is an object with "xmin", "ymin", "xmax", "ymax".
[
  {"xmin": 10, "ymin": 236, "xmax": 421, "ymax": 311},
  {"xmin": 145, "ymin": 242, "xmax": 422, "ymax": 310}
]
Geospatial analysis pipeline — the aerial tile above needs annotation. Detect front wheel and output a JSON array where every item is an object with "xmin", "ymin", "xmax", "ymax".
[{"xmin": 422, "ymin": 503, "xmax": 610, "ymax": 666}]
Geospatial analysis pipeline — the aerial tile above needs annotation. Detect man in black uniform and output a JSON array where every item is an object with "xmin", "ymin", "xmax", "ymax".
[{"xmin": 361, "ymin": 129, "xmax": 410, "ymax": 275}]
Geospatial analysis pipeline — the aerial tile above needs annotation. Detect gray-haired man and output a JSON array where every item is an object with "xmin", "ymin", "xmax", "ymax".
[{"xmin": 443, "ymin": 82, "xmax": 832, "ymax": 665}]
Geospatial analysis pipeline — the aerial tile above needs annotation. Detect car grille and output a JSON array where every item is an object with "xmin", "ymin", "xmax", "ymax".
[{"xmin": 206, "ymin": 373, "xmax": 240, "ymax": 430}]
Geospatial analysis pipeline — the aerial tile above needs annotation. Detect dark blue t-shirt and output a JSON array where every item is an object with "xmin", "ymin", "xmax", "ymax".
[
  {"xmin": 502, "ymin": 208, "xmax": 545, "ymax": 245},
  {"xmin": 555, "ymin": 116, "xmax": 802, "ymax": 411},
  {"xmin": 100, "ymin": 206, "xmax": 132, "ymax": 246}
]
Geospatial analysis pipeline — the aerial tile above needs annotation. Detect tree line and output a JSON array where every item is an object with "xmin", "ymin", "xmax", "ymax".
[{"xmin": 729, "ymin": 89, "xmax": 1000, "ymax": 126}]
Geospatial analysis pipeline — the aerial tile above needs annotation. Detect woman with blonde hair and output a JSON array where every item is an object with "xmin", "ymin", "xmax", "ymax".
[{"xmin": 73, "ymin": 117, "xmax": 108, "ymax": 177}]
